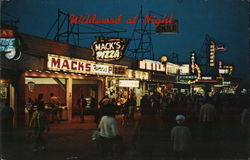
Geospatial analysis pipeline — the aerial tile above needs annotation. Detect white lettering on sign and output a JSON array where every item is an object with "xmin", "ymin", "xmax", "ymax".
[
  {"xmin": 92, "ymin": 38, "xmax": 127, "ymax": 62},
  {"xmin": 96, "ymin": 50, "xmax": 120, "ymax": 59},
  {"xmin": 47, "ymin": 54, "xmax": 113, "ymax": 75},
  {"xmin": 139, "ymin": 59, "xmax": 165, "ymax": 72},
  {"xmin": 202, "ymin": 76, "xmax": 212, "ymax": 80},
  {"xmin": 119, "ymin": 80, "xmax": 139, "ymax": 88}
]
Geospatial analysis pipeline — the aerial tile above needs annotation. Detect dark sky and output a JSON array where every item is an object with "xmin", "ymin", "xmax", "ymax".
[{"xmin": 2, "ymin": 0, "xmax": 249, "ymax": 83}]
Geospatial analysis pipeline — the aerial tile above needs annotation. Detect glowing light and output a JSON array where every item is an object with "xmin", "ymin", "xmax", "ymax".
[
  {"xmin": 188, "ymin": 63, "xmax": 201, "ymax": 84},
  {"xmin": 210, "ymin": 41, "xmax": 216, "ymax": 67},
  {"xmin": 223, "ymin": 65, "xmax": 233, "ymax": 75},
  {"xmin": 160, "ymin": 56, "xmax": 168, "ymax": 63}
]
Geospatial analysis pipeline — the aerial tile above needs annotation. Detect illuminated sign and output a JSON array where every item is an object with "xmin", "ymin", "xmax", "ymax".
[
  {"xmin": 47, "ymin": 54, "xmax": 127, "ymax": 75},
  {"xmin": 91, "ymin": 37, "xmax": 128, "ymax": 62},
  {"xmin": 0, "ymin": 30, "xmax": 21, "ymax": 60},
  {"xmin": 156, "ymin": 20, "xmax": 178, "ymax": 34},
  {"xmin": 119, "ymin": 80, "xmax": 139, "ymax": 88},
  {"xmin": 166, "ymin": 62, "xmax": 179, "ymax": 75},
  {"xmin": 190, "ymin": 52, "xmax": 196, "ymax": 73},
  {"xmin": 210, "ymin": 41, "xmax": 216, "ymax": 67},
  {"xmin": 188, "ymin": 63, "xmax": 201, "ymax": 84},
  {"xmin": 223, "ymin": 65, "xmax": 233, "ymax": 75},
  {"xmin": 139, "ymin": 59, "xmax": 165, "ymax": 72},
  {"xmin": 139, "ymin": 59, "xmax": 180, "ymax": 75},
  {"xmin": 218, "ymin": 61, "xmax": 223, "ymax": 69},
  {"xmin": 219, "ymin": 69, "xmax": 229, "ymax": 74},
  {"xmin": 223, "ymin": 81, "xmax": 231, "ymax": 86},
  {"xmin": 216, "ymin": 45, "xmax": 226, "ymax": 51},
  {"xmin": 127, "ymin": 69, "xmax": 149, "ymax": 80},
  {"xmin": 179, "ymin": 75, "xmax": 197, "ymax": 80},
  {"xmin": 179, "ymin": 64, "xmax": 190, "ymax": 75},
  {"xmin": 0, "ymin": 29, "xmax": 14, "ymax": 38},
  {"xmin": 202, "ymin": 76, "xmax": 212, "ymax": 80}
]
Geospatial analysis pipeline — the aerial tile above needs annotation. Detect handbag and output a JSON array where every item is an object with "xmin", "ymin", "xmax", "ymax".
[{"xmin": 92, "ymin": 130, "xmax": 101, "ymax": 141}]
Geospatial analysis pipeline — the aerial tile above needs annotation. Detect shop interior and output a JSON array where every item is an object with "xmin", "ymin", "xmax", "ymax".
[{"xmin": 24, "ymin": 77, "xmax": 98, "ymax": 123}]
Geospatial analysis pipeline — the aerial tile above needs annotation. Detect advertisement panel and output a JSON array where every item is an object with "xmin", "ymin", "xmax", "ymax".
[
  {"xmin": 47, "ymin": 54, "xmax": 127, "ymax": 76},
  {"xmin": 119, "ymin": 80, "xmax": 139, "ymax": 88}
]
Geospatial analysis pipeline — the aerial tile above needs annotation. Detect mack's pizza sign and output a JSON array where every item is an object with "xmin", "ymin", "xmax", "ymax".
[{"xmin": 91, "ymin": 38, "xmax": 127, "ymax": 62}]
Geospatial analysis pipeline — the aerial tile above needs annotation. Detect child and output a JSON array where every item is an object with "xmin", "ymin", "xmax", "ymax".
[{"xmin": 170, "ymin": 114, "xmax": 192, "ymax": 159}]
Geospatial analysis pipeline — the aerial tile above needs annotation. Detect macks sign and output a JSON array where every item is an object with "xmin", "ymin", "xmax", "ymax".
[{"xmin": 91, "ymin": 38, "xmax": 128, "ymax": 62}]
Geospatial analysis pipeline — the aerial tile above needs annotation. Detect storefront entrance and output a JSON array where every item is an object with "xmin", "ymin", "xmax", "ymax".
[{"xmin": 24, "ymin": 75, "xmax": 103, "ymax": 125}]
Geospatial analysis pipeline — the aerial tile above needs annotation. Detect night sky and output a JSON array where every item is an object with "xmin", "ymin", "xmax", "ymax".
[{"xmin": 2, "ymin": 0, "xmax": 249, "ymax": 84}]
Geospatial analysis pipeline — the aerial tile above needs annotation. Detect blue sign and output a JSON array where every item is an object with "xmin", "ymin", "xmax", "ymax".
[{"xmin": 0, "ymin": 38, "xmax": 21, "ymax": 60}]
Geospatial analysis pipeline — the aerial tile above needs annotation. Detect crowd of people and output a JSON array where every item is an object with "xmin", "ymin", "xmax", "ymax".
[
  {"xmin": 94, "ymin": 91, "xmax": 250, "ymax": 159},
  {"xmin": 1, "ymin": 90, "xmax": 250, "ymax": 159}
]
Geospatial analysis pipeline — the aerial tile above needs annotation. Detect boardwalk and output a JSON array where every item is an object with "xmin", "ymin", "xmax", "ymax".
[{"xmin": 1, "ymin": 114, "xmax": 249, "ymax": 160}]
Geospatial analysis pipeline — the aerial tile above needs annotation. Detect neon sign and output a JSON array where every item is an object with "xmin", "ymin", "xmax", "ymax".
[
  {"xmin": 0, "ymin": 29, "xmax": 21, "ymax": 60},
  {"xmin": 210, "ymin": 41, "xmax": 215, "ymax": 67},
  {"xmin": 91, "ymin": 38, "xmax": 128, "ymax": 62},
  {"xmin": 190, "ymin": 52, "xmax": 196, "ymax": 73},
  {"xmin": 188, "ymin": 63, "xmax": 201, "ymax": 84}
]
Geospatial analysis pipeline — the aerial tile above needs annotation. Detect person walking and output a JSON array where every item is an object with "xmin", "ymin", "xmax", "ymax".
[
  {"xmin": 78, "ymin": 95, "xmax": 87, "ymax": 123},
  {"xmin": 50, "ymin": 93, "xmax": 61, "ymax": 123},
  {"xmin": 25, "ymin": 97, "xmax": 34, "ymax": 125},
  {"xmin": 29, "ymin": 103, "xmax": 50, "ymax": 152},
  {"xmin": 97, "ymin": 104, "xmax": 122, "ymax": 159},
  {"xmin": 170, "ymin": 114, "xmax": 192, "ymax": 160},
  {"xmin": 127, "ymin": 95, "xmax": 136, "ymax": 122}
]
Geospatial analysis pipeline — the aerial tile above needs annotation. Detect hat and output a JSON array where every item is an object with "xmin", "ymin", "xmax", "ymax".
[{"xmin": 176, "ymin": 114, "xmax": 185, "ymax": 122}]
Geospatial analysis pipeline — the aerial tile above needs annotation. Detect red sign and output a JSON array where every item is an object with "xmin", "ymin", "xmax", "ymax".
[{"xmin": 0, "ymin": 30, "xmax": 14, "ymax": 38}]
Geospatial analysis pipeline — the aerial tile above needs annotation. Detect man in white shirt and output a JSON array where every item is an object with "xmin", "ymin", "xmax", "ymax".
[
  {"xmin": 171, "ymin": 114, "xmax": 192, "ymax": 159},
  {"xmin": 199, "ymin": 98, "xmax": 216, "ymax": 123},
  {"xmin": 98, "ymin": 115, "xmax": 119, "ymax": 138},
  {"xmin": 96, "ymin": 105, "xmax": 121, "ymax": 159}
]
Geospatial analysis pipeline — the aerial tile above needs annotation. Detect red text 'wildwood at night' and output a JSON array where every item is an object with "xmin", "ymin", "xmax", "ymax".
[
  {"xmin": 68, "ymin": 13, "xmax": 175, "ymax": 27},
  {"xmin": 142, "ymin": 14, "xmax": 174, "ymax": 27},
  {"xmin": 69, "ymin": 14, "xmax": 123, "ymax": 24}
]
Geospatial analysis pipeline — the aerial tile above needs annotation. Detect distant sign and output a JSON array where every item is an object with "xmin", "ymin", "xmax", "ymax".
[
  {"xmin": 166, "ymin": 62, "xmax": 179, "ymax": 75},
  {"xmin": 179, "ymin": 64, "xmax": 190, "ymax": 75},
  {"xmin": 0, "ymin": 29, "xmax": 21, "ymax": 60},
  {"xmin": 139, "ymin": 59, "xmax": 165, "ymax": 72},
  {"xmin": 210, "ymin": 41, "xmax": 216, "ymax": 67},
  {"xmin": 91, "ymin": 37, "xmax": 128, "ymax": 62},
  {"xmin": 119, "ymin": 80, "xmax": 139, "ymax": 88},
  {"xmin": 0, "ymin": 29, "xmax": 14, "ymax": 38},
  {"xmin": 155, "ymin": 20, "xmax": 178, "ymax": 34}
]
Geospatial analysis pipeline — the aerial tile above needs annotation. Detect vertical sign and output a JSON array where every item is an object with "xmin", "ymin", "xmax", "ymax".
[
  {"xmin": 210, "ymin": 41, "xmax": 215, "ymax": 67},
  {"xmin": 190, "ymin": 51, "xmax": 196, "ymax": 73}
]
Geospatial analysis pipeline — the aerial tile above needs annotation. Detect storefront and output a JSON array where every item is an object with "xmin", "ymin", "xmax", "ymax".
[
  {"xmin": 0, "ymin": 30, "xmax": 135, "ymax": 127},
  {"xmin": 138, "ymin": 59, "xmax": 178, "ymax": 96},
  {"xmin": 23, "ymin": 54, "xmax": 129, "ymax": 120},
  {"xmin": 105, "ymin": 69, "xmax": 149, "ymax": 107}
]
